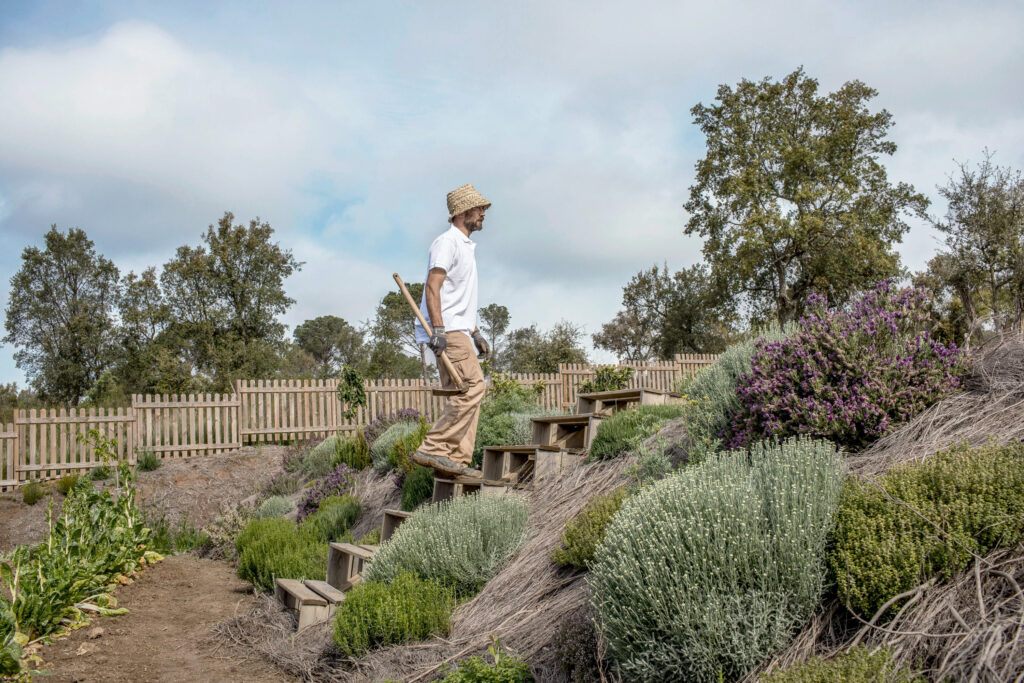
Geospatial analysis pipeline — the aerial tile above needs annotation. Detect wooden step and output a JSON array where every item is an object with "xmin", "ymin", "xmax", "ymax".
[
  {"xmin": 533, "ymin": 449, "xmax": 587, "ymax": 487},
  {"xmin": 381, "ymin": 509, "xmax": 413, "ymax": 542},
  {"xmin": 575, "ymin": 387, "xmax": 685, "ymax": 415},
  {"xmin": 275, "ymin": 578, "xmax": 331, "ymax": 630},
  {"xmin": 432, "ymin": 475, "xmax": 509, "ymax": 503},
  {"xmin": 480, "ymin": 445, "xmax": 558, "ymax": 481},
  {"xmin": 327, "ymin": 542, "xmax": 376, "ymax": 591},
  {"xmin": 531, "ymin": 413, "xmax": 605, "ymax": 450}
]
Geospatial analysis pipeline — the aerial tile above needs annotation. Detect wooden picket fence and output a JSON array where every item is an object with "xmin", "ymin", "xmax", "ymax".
[{"xmin": 0, "ymin": 353, "xmax": 717, "ymax": 490}]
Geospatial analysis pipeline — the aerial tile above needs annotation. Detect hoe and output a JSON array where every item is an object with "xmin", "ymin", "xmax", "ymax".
[{"xmin": 393, "ymin": 273, "xmax": 469, "ymax": 395}]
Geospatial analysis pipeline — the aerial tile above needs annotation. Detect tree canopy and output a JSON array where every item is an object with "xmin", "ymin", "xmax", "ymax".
[{"xmin": 504, "ymin": 320, "xmax": 588, "ymax": 373}]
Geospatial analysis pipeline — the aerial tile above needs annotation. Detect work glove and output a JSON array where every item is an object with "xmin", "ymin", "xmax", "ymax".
[
  {"xmin": 428, "ymin": 326, "xmax": 447, "ymax": 356},
  {"xmin": 472, "ymin": 330, "xmax": 491, "ymax": 361}
]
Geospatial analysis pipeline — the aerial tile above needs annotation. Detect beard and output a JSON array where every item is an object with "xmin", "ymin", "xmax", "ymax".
[{"xmin": 466, "ymin": 217, "xmax": 484, "ymax": 232}]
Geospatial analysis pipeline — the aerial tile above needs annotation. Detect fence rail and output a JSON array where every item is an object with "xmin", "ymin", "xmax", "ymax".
[{"xmin": 0, "ymin": 353, "xmax": 717, "ymax": 490}]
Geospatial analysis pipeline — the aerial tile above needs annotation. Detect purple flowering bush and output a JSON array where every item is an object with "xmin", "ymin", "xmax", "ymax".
[
  {"xmin": 297, "ymin": 463, "xmax": 357, "ymax": 521},
  {"xmin": 363, "ymin": 408, "xmax": 420, "ymax": 448},
  {"xmin": 728, "ymin": 283, "xmax": 968, "ymax": 451}
]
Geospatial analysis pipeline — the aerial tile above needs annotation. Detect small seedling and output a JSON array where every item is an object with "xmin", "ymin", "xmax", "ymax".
[{"xmin": 77, "ymin": 429, "xmax": 124, "ymax": 488}]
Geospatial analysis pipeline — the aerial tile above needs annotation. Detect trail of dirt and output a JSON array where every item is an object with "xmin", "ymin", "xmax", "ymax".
[{"xmin": 40, "ymin": 554, "xmax": 294, "ymax": 682}]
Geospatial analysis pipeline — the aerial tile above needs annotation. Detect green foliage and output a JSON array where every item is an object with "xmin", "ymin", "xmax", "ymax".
[
  {"xmin": 588, "ymin": 404, "xmax": 687, "ymax": 461},
  {"xmin": 335, "ymin": 429, "xmax": 372, "ymax": 470},
  {"xmin": 147, "ymin": 516, "xmax": 210, "ymax": 555},
  {"xmin": 136, "ymin": 449, "xmax": 161, "ymax": 472},
  {"xmin": 365, "ymin": 494, "xmax": 529, "ymax": 597},
  {"xmin": 356, "ymin": 528, "xmax": 381, "ymax": 546},
  {"xmin": 90, "ymin": 465, "xmax": 111, "ymax": 481},
  {"xmin": 257, "ymin": 495, "xmax": 295, "ymax": 519},
  {"xmin": 261, "ymin": 472, "xmax": 301, "ymax": 497},
  {"xmin": 551, "ymin": 487, "xmax": 628, "ymax": 569},
  {"xmin": 577, "ymin": 366, "xmax": 634, "ymax": 395},
  {"xmin": 78, "ymin": 428, "xmax": 128, "ymax": 488},
  {"xmin": 331, "ymin": 571, "xmax": 454, "ymax": 658},
  {"xmin": 304, "ymin": 435, "xmax": 340, "ymax": 478},
  {"xmin": 235, "ymin": 518, "xmax": 328, "ymax": 593},
  {"xmin": 473, "ymin": 375, "xmax": 552, "ymax": 464},
  {"xmin": 371, "ymin": 421, "xmax": 424, "ymax": 473},
  {"xmin": 439, "ymin": 638, "xmax": 533, "ymax": 682},
  {"xmin": 337, "ymin": 364, "xmax": 367, "ymax": 418},
  {"xmin": 401, "ymin": 464, "xmax": 435, "ymax": 512},
  {"xmin": 3, "ymin": 226, "xmax": 120, "ymax": 404},
  {"xmin": 760, "ymin": 647, "xmax": 923, "ymax": 683},
  {"xmin": 590, "ymin": 438, "xmax": 843, "ymax": 682},
  {"xmin": 202, "ymin": 504, "xmax": 257, "ymax": 560},
  {"xmin": 117, "ymin": 460, "xmax": 135, "ymax": 485},
  {"xmin": 552, "ymin": 606, "xmax": 604, "ymax": 683},
  {"xmin": 301, "ymin": 495, "xmax": 361, "ymax": 543},
  {"xmin": 293, "ymin": 316, "xmax": 366, "ymax": 379},
  {"xmin": 503, "ymin": 321, "xmax": 588, "ymax": 373},
  {"xmin": 389, "ymin": 418, "xmax": 429, "ymax": 472},
  {"xmin": 21, "ymin": 482, "xmax": 45, "ymax": 506},
  {"xmin": 55, "ymin": 475, "xmax": 80, "ymax": 496},
  {"xmin": 0, "ymin": 483, "xmax": 152, "ymax": 639},
  {"xmin": 685, "ymin": 67, "xmax": 929, "ymax": 324},
  {"xmin": 830, "ymin": 441, "xmax": 1024, "ymax": 618}
]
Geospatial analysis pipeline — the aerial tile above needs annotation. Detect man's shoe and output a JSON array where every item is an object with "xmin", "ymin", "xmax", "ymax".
[
  {"xmin": 460, "ymin": 466, "xmax": 483, "ymax": 479},
  {"xmin": 412, "ymin": 450, "xmax": 464, "ymax": 477}
]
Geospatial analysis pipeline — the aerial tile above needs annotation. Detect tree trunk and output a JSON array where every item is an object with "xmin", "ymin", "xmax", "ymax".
[{"xmin": 419, "ymin": 343, "xmax": 429, "ymax": 383}]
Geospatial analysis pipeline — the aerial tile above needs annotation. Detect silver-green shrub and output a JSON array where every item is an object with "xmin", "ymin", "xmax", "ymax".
[
  {"xmin": 589, "ymin": 437, "xmax": 843, "ymax": 682},
  {"xmin": 304, "ymin": 434, "xmax": 341, "ymax": 478},
  {"xmin": 364, "ymin": 493, "xmax": 529, "ymax": 596},
  {"xmin": 371, "ymin": 421, "xmax": 422, "ymax": 473},
  {"xmin": 257, "ymin": 494, "xmax": 294, "ymax": 518}
]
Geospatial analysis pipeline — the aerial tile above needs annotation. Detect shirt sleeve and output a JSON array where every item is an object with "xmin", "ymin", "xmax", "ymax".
[{"xmin": 428, "ymin": 236, "xmax": 457, "ymax": 272}]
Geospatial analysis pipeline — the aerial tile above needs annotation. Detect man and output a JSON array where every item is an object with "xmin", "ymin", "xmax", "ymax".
[{"xmin": 412, "ymin": 183, "xmax": 493, "ymax": 478}]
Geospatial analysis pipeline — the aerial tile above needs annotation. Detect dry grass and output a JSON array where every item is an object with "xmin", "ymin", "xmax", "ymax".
[{"xmin": 347, "ymin": 468, "xmax": 402, "ymax": 541}]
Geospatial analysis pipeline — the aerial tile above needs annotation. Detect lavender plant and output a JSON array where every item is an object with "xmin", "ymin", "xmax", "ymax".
[
  {"xmin": 296, "ymin": 464, "xmax": 356, "ymax": 522},
  {"xmin": 729, "ymin": 283, "xmax": 968, "ymax": 450},
  {"xmin": 363, "ymin": 408, "xmax": 421, "ymax": 448}
]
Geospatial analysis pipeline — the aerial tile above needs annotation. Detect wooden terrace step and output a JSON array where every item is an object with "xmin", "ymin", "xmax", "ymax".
[
  {"xmin": 431, "ymin": 476, "xmax": 510, "ymax": 503},
  {"xmin": 327, "ymin": 542, "xmax": 376, "ymax": 591},
  {"xmin": 380, "ymin": 508, "xmax": 412, "ymax": 543},
  {"xmin": 575, "ymin": 387, "xmax": 685, "ymax": 415},
  {"xmin": 275, "ymin": 578, "xmax": 333, "ymax": 630},
  {"xmin": 531, "ymin": 413, "xmax": 605, "ymax": 450}
]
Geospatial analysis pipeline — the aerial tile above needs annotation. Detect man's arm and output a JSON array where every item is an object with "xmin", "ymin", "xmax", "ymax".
[{"xmin": 425, "ymin": 267, "xmax": 446, "ymax": 330}]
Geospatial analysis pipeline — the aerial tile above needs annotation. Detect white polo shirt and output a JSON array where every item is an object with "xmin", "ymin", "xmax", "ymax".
[{"xmin": 414, "ymin": 225, "xmax": 478, "ymax": 343}]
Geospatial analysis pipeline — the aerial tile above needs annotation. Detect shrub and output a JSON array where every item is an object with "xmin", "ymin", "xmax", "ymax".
[
  {"xmin": 147, "ymin": 516, "xmax": 210, "ymax": 555},
  {"xmin": 202, "ymin": 504, "xmax": 257, "ymax": 560},
  {"xmin": 331, "ymin": 571, "xmax": 454, "ymax": 658},
  {"xmin": 371, "ymin": 421, "xmax": 424, "ymax": 473},
  {"xmin": 588, "ymin": 404, "xmax": 687, "ymax": 461},
  {"xmin": 235, "ymin": 518, "xmax": 328, "ymax": 592},
  {"xmin": 552, "ymin": 605, "xmax": 603, "ymax": 683},
  {"xmin": 296, "ymin": 464, "xmax": 356, "ymax": 521},
  {"xmin": 281, "ymin": 445, "xmax": 305, "ymax": 473},
  {"xmin": 760, "ymin": 647, "xmax": 923, "ymax": 683},
  {"xmin": 365, "ymin": 494, "xmax": 529, "ymax": 597},
  {"xmin": 590, "ymin": 438, "xmax": 843, "ymax": 682},
  {"xmin": 301, "ymin": 495, "xmax": 361, "ymax": 543},
  {"xmin": 439, "ymin": 638, "xmax": 533, "ymax": 682},
  {"xmin": 551, "ymin": 487, "xmax": 628, "ymax": 569},
  {"xmin": 257, "ymin": 495, "xmax": 295, "ymax": 519},
  {"xmin": 357, "ymin": 528, "xmax": 381, "ymax": 545},
  {"xmin": 830, "ymin": 441, "xmax": 1024, "ymax": 618},
  {"xmin": 55, "ymin": 475, "xmax": 80, "ymax": 496},
  {"xmin": 136, "ymin": 450, "xmax": 161, "ymax": 472},
  {"xmin": 22, "ymin": 482, "xmax": 45, "ymax": 505},
  {"xmin": 401, "ymin": 464, "xmax": 435, "ymax": 512},
  {"xmin": 90, "ymin": 465, "xmax": 110, "ymax": 481},
  {"xmin": 303, "ymin": 435, "xmax": 340, "ymax": 478},
  {"xmin": 729, "ymin": 283, "xmax": 968, "ymax": 450},
  {"xmin": 388, "ymin": 419, "xmax": 429, "ymax": 472},
  {"xmin": 336, "ymin": 429, "xmax": 372, "ymax": 470},
  {"xmin": 577, "ymin": 366, "xmax": 634, "ymax": 394},
  {"xmin": 364, "ymin": 409, "xmax": 421, "ymax": 448},
  {"xmin": 261, "ymin": 472, "xmax": 302, "ymax": 497}
]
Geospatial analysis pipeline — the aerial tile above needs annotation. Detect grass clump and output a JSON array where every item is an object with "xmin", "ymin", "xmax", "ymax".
[
  {"xmin": 590, "ymin": 437, "xmax": 843, "ymax": 682},
  {"xmin": 301, "ymin": 494, "xmax": 361, "ymax": 543},
  {"xmin": 55, "ymin": 475, "xmax": 80, "ymax": 496},
  {"xmin": 400, "ymin": 464, "xmax": 434, "ymax": 512},
  {"xmin": 439, "ymin": 638, "xmax": 533, "ymax": 682},
  {"xmin": 364, "ymin": 494, "xmax": 529, "ymax": 597},
  {"xmin": 551, "ymin": 487, "xmax": 628, "ymax": 569},
  {"xmin": 335, "ymin": 429, "xmax": 372, "ymax": 470},
  {"xmin": 257, "ymin": 495, "xmax": 294, "ymax": 519},
  {"xmin": 371, "ymin": 421, "xmax": 424, "ymax": 473},
  {"xmin": 760, "ymin": 647, "xmax": 923, "ymax": 683},
  {"xmin": 332, "ymin": 571, "xmax": 454, "ymax": 658},
  {"xmin": 89, "ymin": 465, "xmax": 110, "ymax": 481},
  {"xmin": 588, "ymin": 404, "xmax": 687, "ymax": 461},
  {"xmin": 830, "ymin": 441, "xmax": 1024, "ymax": 618},
  {"xmin": 235, "ymin": 518, "xmax": 328, "ymax": 592},
  {"xmin": 260, "ymin": 472, "xmax": 301, "ymax": 497},
  {"xmin": 21, "ymin": 481, "xmax": 45, "ymax": 505},
  {"xmin": 136, "ymin": 450, "xmax": 161, "ymax": 472},
  {"xmin": 148, "ymin": 516, "xmax": 210, "ymax": 555}
]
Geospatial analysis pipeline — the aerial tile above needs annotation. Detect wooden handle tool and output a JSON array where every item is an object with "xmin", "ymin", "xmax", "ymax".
[{"xmin": 393, "ymin": 273, "xmax": 469, "ymax": 393}]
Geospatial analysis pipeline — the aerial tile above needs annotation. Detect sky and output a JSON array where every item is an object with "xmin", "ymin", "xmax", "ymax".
[{"xmin": 0, "ymin": 0, "xmax": 1022, "ymax": 386}]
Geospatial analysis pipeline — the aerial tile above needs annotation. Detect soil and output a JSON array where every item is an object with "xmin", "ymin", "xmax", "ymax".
[
  {"xmin": 39, "ymin": 554, "xmax": 294, "ymax": 682},
  {"xmin": 0, "ymin": 445, "xmax": 291, "ymax": 553}
]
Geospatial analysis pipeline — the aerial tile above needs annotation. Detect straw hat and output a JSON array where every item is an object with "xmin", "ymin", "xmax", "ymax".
[{"xmin": 446, "ymin": 183, "xmax": 491, "ymax": 219}]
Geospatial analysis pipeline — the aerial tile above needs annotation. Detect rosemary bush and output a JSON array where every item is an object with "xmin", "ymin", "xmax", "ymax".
[
  {"xmin": 336, "ymin": 429, "xmax": 372, "ymax": 470},
  {"xmin": 830, "ymin": 441, "xmax": 1024, "ymax": 617},
  {"xmin": 588, "ymin": 404, "xmax": 687, "ymax": 461},
  {"xmin": 302, "ymin": 494, "xmax": 361, "ymax": 543},
  {"xmin": 56, "ymin": 474, "xmax": 80, "ymax": 495},
  {"xmin": 590, "ymin": 438, "xmax": 843, "ymax": 682},
  {"xmin": 760, "ymin": 647, "xmax": 923, "ymax": 683},
  {"xmin": 364, "ymin": 494, "xmax": 529, "ymax": 597},
  {"xmin": 400, "ymin": 464, "xmax": 434, "ymax": 511},
  {"xmin": 21, "ymin": 481, "xmax": 44, "ymax": 505},
  {"xmin": 371, "ymin": 421, "xmax": 424, "ymax": 473},
  {"xmin": 551, "ymin": 487, "xmax": 629, "ymax": 569},
  {"xmin": 235, "ymin": 518, "xmax": 328, "ymax": 592},
  {"xmin": 332, "ymin": 571, "xmax": 454, "ymax": 658}
]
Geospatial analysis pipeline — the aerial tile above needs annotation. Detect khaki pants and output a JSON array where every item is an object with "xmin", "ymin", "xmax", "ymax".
[{"xmin": 419, "ymin": 332, "xmax": 486, "ymax": 465}]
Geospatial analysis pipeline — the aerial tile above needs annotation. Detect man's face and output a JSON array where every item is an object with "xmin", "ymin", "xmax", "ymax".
[{"xmin": 464, "ymin": 206, "xmax": 486, "ymax": 232}]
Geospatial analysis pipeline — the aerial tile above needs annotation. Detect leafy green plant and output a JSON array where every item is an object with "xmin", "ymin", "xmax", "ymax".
[
  {"xmin": 89, "ymin": 464, "xmax": 111, "ymax": 481},
  {"xmin": 830, "ymin": 441, "xmax": 1024, "ymax": 618},
  {"xmin": 356, "ymin": 528, "xmax": 381, "ymax": 546},
  {"xmin": 21, "ymin": 482, "xmax": 45, "ymax": 506},
  {"xmin": 117, "ymin": 460, "xmax": 135, "ymax": 485},
  {"xmin": 577, "ymin": 365, "xmax": 634, "ymax": 394},
  {"xmin": 55, "ymin": 475, "xmax": 80, "ymax": 496},
  {"xmin": 301, "ymin": 495, "xmax": 361, "ymax": 543},
  {"xmin": 331, "ymin": 571, "xmax": 454, "ymax": 658},
  {"xmin": 760, "ymin": 647, "xmax": 923, "ymax": 683},
  {"xmin": 388, "ymin": 418, "xmax": 430, "ymax": 472},
  {"xmin": 235, "ymin": 518, "xmax": 329, "ymax": 592},
  {"xmin": 136, "ymin": 449, "xmax": 161, "ymax": 472},
  {"xmin": 257, "ymin": 495, "xmax": 295, "ymax": 519},
  {"xmin": 588, "ymin": 404, "xmax": 687, "ymax": 461},
  {"xmin": 401, "ymin": 464, "xmax": 434, "ymax": 512},
  {"xmin": 365, "ymin": 494, "xmax": 529, "ymax": 597},
  {"xmin": 439, "ymin": 637, "xmax": 533, "ymax": 682},
  {"xmin": 371, "ymin": 421, "xmax": 424, "ymax": 473},
  {"xmin": 335, "ymin": 429, "xmax": 372, "ymax": 470},
  {"xmin": 147, "ymin": 516, "xmax": 210, "ymax": 555},
  {"xmin": 336, "ymin": 365, "xmax": 367, "ymax": 419},
  {"xmin": 77, "ymin": 428, "xmax": 125, "ymax": 488},
  {"xmin": 551, "ymin": 487, "xmax": 628, "ymax": 569},
  {"xmin": 304, "ymin": 435, "xmax": 340, "ymax": 478},
  {"xmin": 590, "ymin": 438, "xmax": 843, "ymax": 682}
]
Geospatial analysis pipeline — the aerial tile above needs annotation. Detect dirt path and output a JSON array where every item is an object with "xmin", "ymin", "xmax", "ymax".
[{"xmin": 40, "ymin": 554, "xmax": 294, "ymax": 682}]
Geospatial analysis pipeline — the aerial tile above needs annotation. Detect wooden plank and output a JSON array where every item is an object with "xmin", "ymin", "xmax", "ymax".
[
  {"xmin": 16, "ymin": 413, "xmax": 135, "ymax": 425},
  {"xmin": 144, "ymin": 442, "xmax": 243, "ymax": 454}
]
